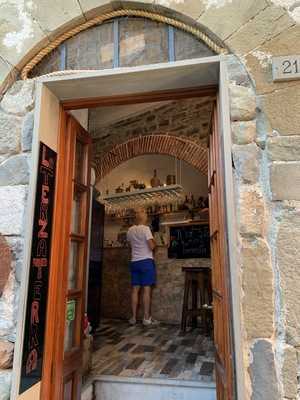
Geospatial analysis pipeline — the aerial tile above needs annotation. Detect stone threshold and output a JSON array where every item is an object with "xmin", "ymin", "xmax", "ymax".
[
  {"xmin": 82, "ymin": 374, "xmax": 216, "ymax": 400},
  {"xmin": 93, "ymin": 374, "xmax": 216, "ymax": 388}
]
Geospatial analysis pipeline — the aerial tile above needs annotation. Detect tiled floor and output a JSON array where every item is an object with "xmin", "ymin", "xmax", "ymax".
[{"xmin": 91, "ymin": 319, "xmax": 215, "ymax": 383}]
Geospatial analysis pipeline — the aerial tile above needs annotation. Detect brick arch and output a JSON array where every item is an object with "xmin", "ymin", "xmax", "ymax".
[{"xmin": 94, "ymin": 134, "xmax": 207, "ymax": 182}]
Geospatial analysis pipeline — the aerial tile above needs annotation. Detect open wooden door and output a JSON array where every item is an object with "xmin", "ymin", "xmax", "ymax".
[
  {"xmin": 208, "ymin": 101, "xmax": 234, "ymax": 400},
  {"xmin": 46, "ymin": 112, "xmax": 91, "ymax": 399}
]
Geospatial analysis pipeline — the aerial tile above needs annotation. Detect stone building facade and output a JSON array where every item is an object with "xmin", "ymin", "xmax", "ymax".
[{"xmin": 0, "ymin": 1, "xmax": 300, "ymax": 400}]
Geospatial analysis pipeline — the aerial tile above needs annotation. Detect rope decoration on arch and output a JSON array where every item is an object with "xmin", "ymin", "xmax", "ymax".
[{"xmin": 21, "ymin": 8, "xmax": 227, "ymax": 80}]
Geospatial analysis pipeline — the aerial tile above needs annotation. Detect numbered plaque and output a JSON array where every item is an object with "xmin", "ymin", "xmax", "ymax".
[{"xmin": 272, "ymin": 55, "xmax": 300, "ymax": 82}]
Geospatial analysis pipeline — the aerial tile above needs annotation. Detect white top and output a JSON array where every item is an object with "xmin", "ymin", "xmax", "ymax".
[{"xmin": 127, "ymin": 225, "xmax": 154, "ymax": 262}]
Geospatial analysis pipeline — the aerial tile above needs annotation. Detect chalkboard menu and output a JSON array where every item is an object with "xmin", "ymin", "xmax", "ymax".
[
  {"xmin": 168, "ymin": 224, "xmax": 210, "ymax": 259},
  {"xmin": 19, "ymin": 143, "xmax": 57, "ymax": 394}
]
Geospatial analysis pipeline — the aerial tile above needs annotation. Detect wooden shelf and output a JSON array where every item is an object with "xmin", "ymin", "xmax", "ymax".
[{"xmin": 161, "ymin": 219, "xmax": 209, "ymax": 227}]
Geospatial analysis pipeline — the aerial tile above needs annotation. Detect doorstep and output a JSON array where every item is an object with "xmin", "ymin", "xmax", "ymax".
[{"xmin": 82, "ymin": 375, "xmax": 216, "ymax": 400}]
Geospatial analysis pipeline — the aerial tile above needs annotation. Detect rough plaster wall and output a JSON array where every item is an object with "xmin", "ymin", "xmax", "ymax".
[
  {"xmin": 200, "ymin": 0, "xmax": 300, "ymax": 23},
  {"xmin": 270, "ymin": 0, "xmax": 300, "ymax": 23}
]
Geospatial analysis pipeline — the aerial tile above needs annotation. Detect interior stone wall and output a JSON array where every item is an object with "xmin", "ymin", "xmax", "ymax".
[
  {"xmin": 90, "ymin": 97, "xmax": 213, "ymax": 180},
  {"xmin": 91, "ymin": 97, "xmax": 213, "ymax": 159},
  {"xmin": 0, "ymin": 2, "xmax": 299, "ymax": 400},
  {"xmin": 101, "ymin": 246, "xmax": 211, "ymax": 323}
]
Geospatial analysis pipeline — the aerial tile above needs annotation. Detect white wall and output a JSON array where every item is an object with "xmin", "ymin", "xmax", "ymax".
[
  {"xmin": 97, "ymin": 154, "xmax": 208, "ymax": 198},
  {"xmin": 97, "ymin": 154, "xmax": 208, "ymax": 244}
]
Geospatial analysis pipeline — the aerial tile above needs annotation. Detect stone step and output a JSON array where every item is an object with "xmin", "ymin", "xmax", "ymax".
[{"xmin": 93, "ymin": 375, "xmax": 216, "ymax": 400}]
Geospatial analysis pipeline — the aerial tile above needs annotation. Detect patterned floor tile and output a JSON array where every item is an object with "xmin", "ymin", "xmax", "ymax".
[
  {"xmin": 119, "ymin": 343, "xmax": 136, "ymax": 352},
  {"xmin": 200, "ymin": 361, "xmax": 214, "ymax": 376},
  {"xmin": 133, "ymin": 345, "xmax": 155, "ymax": 353},
  {"xmin": 186, "ymin": 353, "xmax": 198, "ymax": 365},
  {"xmin": 91, "ymin": 319, "xmax": 215, "ymax": 382},
  {"xmin": 126, "ymin": 357, "xmax": 145, "ymax": 370},
  {"xmin": 165, "ymin": 344, "xmax": 178, "ymax": 353}
]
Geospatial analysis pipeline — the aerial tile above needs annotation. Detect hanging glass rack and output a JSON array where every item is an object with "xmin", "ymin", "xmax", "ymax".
[{"xmin": 98, "ymin": 184, "xmax": 185, "ymax": 214}]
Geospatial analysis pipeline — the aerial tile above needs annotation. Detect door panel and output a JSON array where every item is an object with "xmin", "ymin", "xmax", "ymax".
[
  {"xmin": 48, "ymin": 112, "xmax": 91, "ymax": 399},
  {"xmin": 208, "ymin": 102, "xmax": 234, "ymax": 399}
]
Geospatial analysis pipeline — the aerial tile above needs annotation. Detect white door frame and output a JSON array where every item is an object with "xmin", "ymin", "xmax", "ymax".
[{"xmin": 12, "ymin": 56, "xmax": 245, "ymax": 400}]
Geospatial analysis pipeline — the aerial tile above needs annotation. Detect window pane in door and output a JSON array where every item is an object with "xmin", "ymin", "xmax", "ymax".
[
  {"xmin": 64, "ymin": 300, "xmax": 77, "ymax": 351},
  {"xmin": 68, "ymin": 241, "xmax": 80, "ymax": 289},
  {"xmin": 74, "ymin": 140, "xmax": 87, "ymax": 185},
  {"xmin": 71, "ymin": 191, "xmax": 85, "ymax": 234}
]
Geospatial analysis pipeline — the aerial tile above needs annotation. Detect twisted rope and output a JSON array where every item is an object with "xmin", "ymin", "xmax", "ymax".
[{"xmin": 21, "ymin": 8, "xmax": 227, "ymax": 80}]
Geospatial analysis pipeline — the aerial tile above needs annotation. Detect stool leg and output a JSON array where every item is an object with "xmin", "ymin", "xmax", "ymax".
[
  {"xmin": 207, "ymin": 272, "xmax": 213, "ymax": 305},
  {"xmin": 181, "ymin": 276, "xmax": 189, "ymax": 332},
  {"xmin": 192, "ymin": 280, "xmax": 198, "ymax": 329},
  {"xmin": 198, "ymin": 275, "xmax": 205, "ymax": 331}
]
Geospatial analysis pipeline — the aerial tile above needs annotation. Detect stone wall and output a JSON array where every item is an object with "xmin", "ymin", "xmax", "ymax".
[
  {"xmin": 0, "ymin": 80, "xmax": 35, "ymax": 399},
  {"xmin": 226, "ymin": 54, "xmax": 300, "ymax": 400},
  {"xmin": 91, "ymin": 97, "xmax": 213, "ymax": 154},
  {"xmin": 29, "ymin": 17, "xmax": 214, "ymax": 78},
  {"xmin": 91, "ymin": 97, "xmax": 213, "ymax": 180},
  {"xmin": 0, "ymin": 2, "xmax": 299, "ymax": 400},
  {"xmin": 101, "ymin": 246, "xmax": 211, "ymax": 323}
]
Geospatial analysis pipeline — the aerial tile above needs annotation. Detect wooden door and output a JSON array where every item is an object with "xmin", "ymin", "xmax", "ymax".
[
  {"xmin": 49, "ymin": 112, "xmax": 91, "ymax": 399},
  {"xmin": 208, "ymin": 102, "xmax": 234, "ymax": 399}
]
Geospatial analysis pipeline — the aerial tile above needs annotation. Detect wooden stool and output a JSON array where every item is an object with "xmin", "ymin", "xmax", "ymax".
[{"xmin": 181, "ymin": 267, "xmax": 212, "ymax": 334}]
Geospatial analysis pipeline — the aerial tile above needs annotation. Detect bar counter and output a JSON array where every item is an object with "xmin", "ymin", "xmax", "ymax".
[{"xmin": 101, "ymin": 245, "xmax": 211, "ymax": 323}]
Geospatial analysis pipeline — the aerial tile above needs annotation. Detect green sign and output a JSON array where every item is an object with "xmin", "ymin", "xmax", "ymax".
[{"xmin": 66, "ymin": 300, "xmax": 76, "ymax": 322}]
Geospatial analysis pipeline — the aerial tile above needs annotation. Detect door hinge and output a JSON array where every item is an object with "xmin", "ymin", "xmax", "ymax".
[
  {"xmin": 208, "ymin": 170, "xmax": 216, "ymax": 194},
  {"xmin": 210, "ymin": 230, "xmax": 219, "ymax": 241}
]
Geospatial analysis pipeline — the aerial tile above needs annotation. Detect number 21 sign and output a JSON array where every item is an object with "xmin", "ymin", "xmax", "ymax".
[{"xmin": 272, "ymin": 55, "xmax": 300, "ymax": 82}]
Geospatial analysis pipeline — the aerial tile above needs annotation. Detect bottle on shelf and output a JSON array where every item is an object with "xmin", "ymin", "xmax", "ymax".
[
  {"xmin": 150, "ymin": 169, "xmax": 161, "ymax": 188},
  {"xmin": 183, "ymin": 195, "xmax": 191, "ymax": 210},
  {"xmin": 191, "ymin": 194, "xmax": 196, "ymax": 208}
]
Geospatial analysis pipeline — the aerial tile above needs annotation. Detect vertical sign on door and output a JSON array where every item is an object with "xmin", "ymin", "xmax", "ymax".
[{"xmin": 19, "ymin": 142, "xmax": 57, "ymax": 394}]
